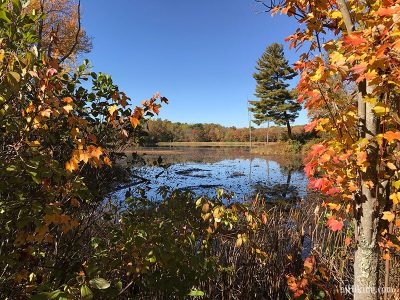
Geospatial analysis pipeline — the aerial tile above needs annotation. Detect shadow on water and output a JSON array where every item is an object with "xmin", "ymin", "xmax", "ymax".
[{"xmin": 115, "ymin": 147, "xmax": 308, "ymax": 202}]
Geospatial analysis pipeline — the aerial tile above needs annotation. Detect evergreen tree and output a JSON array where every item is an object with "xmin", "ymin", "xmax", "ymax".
[{"xmin": 249, "ymin": 43, "xmax": 300, "ymax": 139}]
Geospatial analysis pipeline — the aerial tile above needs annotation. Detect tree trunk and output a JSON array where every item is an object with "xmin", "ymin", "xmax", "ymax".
[
  {"xmin": 354, "ymin": 91, "xmax": 380, "ymax": 300},
  {"xmin": 286, "ymin": 120, "xmax": 292, "ymax": 139},
  {"xmin": 282, "ymin": 169, "xmax": 292, "ymax": 198},
  {"xmin": 335, "ymin": 2, "xmax": 381, "ymax": 297}
]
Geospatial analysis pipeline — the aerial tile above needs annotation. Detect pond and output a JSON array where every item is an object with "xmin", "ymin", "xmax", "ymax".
[{"xmin": 114, "ymin": 146, "xmax": 309, "ymax": 202}]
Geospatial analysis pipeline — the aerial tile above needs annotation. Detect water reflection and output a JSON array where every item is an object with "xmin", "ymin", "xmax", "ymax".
[{"xmin": 115, "ymin": 147, "xmax": 308, "ymax": 202}]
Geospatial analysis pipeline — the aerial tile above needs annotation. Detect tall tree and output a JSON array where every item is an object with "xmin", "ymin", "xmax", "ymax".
[
  {"xmin": 25, "ymin": 0, "xmax": 92, "ymax": 62},
  {"xmin": 249, "ymin": 43, "xmax": 300, "ymax": 139},
  {"xmin": 259, "ymin": 0, "xmax": 400, "ymax": 299}
]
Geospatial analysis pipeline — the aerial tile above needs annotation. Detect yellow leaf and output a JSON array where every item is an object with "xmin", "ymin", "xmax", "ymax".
[
  {"xmin": 331, "ymin": 10, "xmax": 342, "ymax": 19},
  {"xmin": 387, "ymin": 162, "xmax": 397, "ymax": 170},
  {"xmin": 78, "ymin": 151, "xmax": 90, "ymax": 163},
  {"xmin": 62, "ymin": 104, "xmax": 73, "ymax": 114},
  {"xmin": 310, "ymin": 65, "xmax": 325, "ymax": 82},
  {"xmin": 364, "ymin": 96, "xmax": 377, "ymax": 105},
  {"xmin": 108, "ymin": 105, "xmax": 118, "ymax": 115},
  {"xmin": 372, "ymin": 104, "xmax": 389, "ymax": 116},
  {"xmin": 27, "ymin": 140, "xmax": 40, "ymax": 147},
  {"xmin": 389, "ymin": 193, "xmax": 400, "ymax": 205},
  {"xmin": 393, "ymin": 180, "xmax": 400, "ymax": 189},
  {"xmin": 382, "ymin": 211, "xmax": 395, "ymax": 222},
  {"xmin": 327, "ymin": 203, "xmax": 341, "ymax": 211},
  {"xmin": 39, "ymin": 109, "xmax": 52, "ymax": 118}
]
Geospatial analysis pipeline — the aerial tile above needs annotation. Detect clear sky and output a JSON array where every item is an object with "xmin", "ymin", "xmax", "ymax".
[{"xmin": 82, "ymin": 0, "xmax": 309, "ymax": 128}]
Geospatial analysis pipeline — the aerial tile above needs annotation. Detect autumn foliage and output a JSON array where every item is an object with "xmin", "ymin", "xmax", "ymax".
[
  {"xmin": 0, "ymin": 1, "xmax": 166, "ymax": 297},
  {"xmin": 261, "ymin": 0, "xmax": 400, "ymax": 297}
]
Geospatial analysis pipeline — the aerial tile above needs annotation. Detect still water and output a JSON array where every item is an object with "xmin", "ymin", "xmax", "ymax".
[{"xmin": 115, "ymin": 147, "xmax": 309, "ymax": 202}]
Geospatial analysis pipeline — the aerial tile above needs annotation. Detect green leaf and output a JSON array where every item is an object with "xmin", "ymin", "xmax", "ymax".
[
  {"xmin": 188, "ymin": 290, "xmax": 205, "ymax": 297},
  {"xmin": 27, "ymin": 170, "xmax": 41, "ymax": 184},
  {"xmin": 89, "ymin": 278, "xmax": 110, "ymax": 290},
  {"xmin": 12, "ymin": 0, "xmax": 22, "ymax": 14},
  {"xmin": 0, "ymin": 11, "xmax": 11, "ymax": 23},
  {"xmin": 6, "ymin": 165, "xmax": 16, "ymax": 171},
  {"xmin": 80, "ymin": 285, "xmax": 93, "ymax": 299},
  {"xmin": 116, "ymin": 281, "xmax": 123, "ymax": 290},
  {"xmin": 217, "ymin": 188, "xmax": 224, "ymax": 199},
  {"xmin": 31, "ymin": 290, "xmax": 63, "ymax": 300}
]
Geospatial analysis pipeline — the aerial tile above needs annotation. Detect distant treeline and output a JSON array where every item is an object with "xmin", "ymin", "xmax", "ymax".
[{"xmin": 143, "ymin": 119, "xmax": 314, "ymax": 144}]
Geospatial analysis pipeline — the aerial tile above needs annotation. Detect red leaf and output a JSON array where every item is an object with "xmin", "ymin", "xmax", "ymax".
[
  {"xmin": 304, "ymin": 120, "xmax": 318, "ymax": 132},
  {"xmin": 326, "ymin": 216, "xmax": 344, "ymax": 231}
]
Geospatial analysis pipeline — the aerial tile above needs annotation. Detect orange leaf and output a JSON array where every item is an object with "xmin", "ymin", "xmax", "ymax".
[
  {"xmin": 153, "ymin": 105, "xmax": 160, "ymax": 115},
  {"xmin": 261, "ymin": 213, "xmax": 267, "ymax": 225},
  {"xmin": 70, "ymin": 198, "xmax": 80, "ymax": 207},
  {"xmin": 376, "ymin": 6, "xmax": 400, "ymax": 16},
  {"xmin": 65, "ymin": 158, "xmax": 79, "ymax": 172},
  {"xmin": 104, "ymin": 156, "xmax": 112, "ymax": 166},
  {"xmin": 88, "ymin": 146, "xmax": 102, "ymax": 159},
  {"xmin": 63, "ymin": 97, "xmax": 73, "ymax": 103},
  {"xmin": 343, "ymin": 33, "xmax": 367, "ymax": 47},
  {"xmin": 383, "ymin": 131, "xmax": 400, "ymax": 143},
  {"xmin": 130, "ymin": 116, "xmax": 140, "ymax": 128}
]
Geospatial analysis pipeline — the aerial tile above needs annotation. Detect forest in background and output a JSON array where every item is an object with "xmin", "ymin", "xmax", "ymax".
[{"xmin": 144, "ymin": 119, "xmax": 313, "ymax": 144}]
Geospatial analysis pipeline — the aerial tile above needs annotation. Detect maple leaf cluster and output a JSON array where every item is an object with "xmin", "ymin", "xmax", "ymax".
[{"xmin": 270, "ymin": 0, "xmax": 400, "ymax": 260}]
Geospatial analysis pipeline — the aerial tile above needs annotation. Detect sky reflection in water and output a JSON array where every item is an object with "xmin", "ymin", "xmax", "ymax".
[{"xmin": 115, "ymin": 147, "xmax": 309, "ymax": 202}]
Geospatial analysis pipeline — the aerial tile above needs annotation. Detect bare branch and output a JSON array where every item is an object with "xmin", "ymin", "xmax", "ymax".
[{"xmin": 59, "ymin": 0, "xmax": 81, "ymax": 63}]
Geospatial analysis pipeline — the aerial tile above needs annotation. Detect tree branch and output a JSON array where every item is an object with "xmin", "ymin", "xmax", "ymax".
[
  {"xmin": 336, "ymin": 0, "xmax": 354, "ymax": 33},
  {"xmin": 59, "ymin": 0, "xmax": 81, "ymax": 63}
]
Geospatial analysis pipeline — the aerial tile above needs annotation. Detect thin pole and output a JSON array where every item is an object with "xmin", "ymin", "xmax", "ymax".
[{"xmin": 248, "ymin": 99, "xmax": 252, "ymax": 150}]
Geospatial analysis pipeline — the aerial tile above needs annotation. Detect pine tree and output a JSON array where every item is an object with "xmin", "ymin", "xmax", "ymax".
[{"xmin": 249, "ymin": 43, "xmax": 300, "ymax": 139}]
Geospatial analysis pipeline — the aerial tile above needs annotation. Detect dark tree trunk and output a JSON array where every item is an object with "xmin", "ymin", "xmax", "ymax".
[
  {"xmin": 282, "ymin": 169, "xmax": 292, "ymax": 198},
  {"xmin": 286, "ymin": 120, "xmax": 292, "ymax": 139}
]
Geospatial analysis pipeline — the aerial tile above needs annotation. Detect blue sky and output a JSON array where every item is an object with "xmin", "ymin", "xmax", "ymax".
[{"xmin": 82, "ymin": 0, "xmax": 309, "ymax": 128}]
